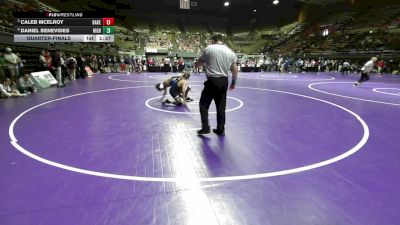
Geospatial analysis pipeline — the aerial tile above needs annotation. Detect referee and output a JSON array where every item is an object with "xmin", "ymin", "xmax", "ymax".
[{"xmin": 197, "ymin": 34, "xmax": 238, "ymax": 136}]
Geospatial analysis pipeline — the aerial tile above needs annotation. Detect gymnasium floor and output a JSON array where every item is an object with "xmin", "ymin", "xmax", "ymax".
[{"xmin": 1, "ymin": 71, "xmax": 399, "ymax": 225}]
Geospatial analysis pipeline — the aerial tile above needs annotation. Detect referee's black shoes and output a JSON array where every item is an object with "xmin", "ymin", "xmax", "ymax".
[
  {"xmin": 197, "ymin": 127, "xmax": 210, "ymax": 135},
  {"xmin": 213, "ymin": 129, "xmax": 225, "ymax": 136}
]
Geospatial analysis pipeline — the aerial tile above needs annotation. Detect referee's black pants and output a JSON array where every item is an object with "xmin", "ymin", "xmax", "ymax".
[{"xmin": 199, "ymin": 77, "xmax": 228, "ymax": 131}]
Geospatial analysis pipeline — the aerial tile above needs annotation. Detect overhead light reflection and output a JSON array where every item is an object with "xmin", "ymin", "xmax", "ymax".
[{"xmin": 170, "ymin": 131, "xmax": 219, "ymax": 225}]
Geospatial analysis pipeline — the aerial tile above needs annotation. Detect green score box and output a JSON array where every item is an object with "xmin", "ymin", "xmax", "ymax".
[{"xmin": 102, "ymin": 26, "xmax": 114, "ymax": 34}]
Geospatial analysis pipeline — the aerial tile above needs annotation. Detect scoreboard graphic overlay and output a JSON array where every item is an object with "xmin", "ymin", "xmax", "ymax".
[{"xmin": 14, "ymin": 12, "xmax": 114, "ymax": 42}]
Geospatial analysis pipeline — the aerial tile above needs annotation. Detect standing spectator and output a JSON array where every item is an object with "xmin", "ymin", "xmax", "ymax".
[
  {"xmin": 265, "ymin": 57, "xmax": 272, "ymax": 72},
  {"xmin": 67, "ymin": 54, "xmax": 77, "ymax": 80},
  {"xmin": 124, "ymin": 56, "xmax": 132, "ymax": 73},
  {"xmin": 39, "ymin": 50, "xmax": 47, "ymax": 71},
  {"xmin": 52, "ymin": 50, "xmax": 64, "ymax": 88},
  {"xmin": 113, "ymin": 56, "xmax": 118, "ymax": 72},
  {"xmin": 18, "ymin": 73, "xmax": 37, "ymax": 93},
  {"xmin": 197, "ymin": 34, "xmax": 238, "ymax": 136},
  {"xmin": 278, "ymin": 57, "xmax": 284, "ymax": 73},
  {"xmin": 76, "ymin": 54, "xmax": 86, "ymax": 79},
  {"xmin": 106, "ymin": 56, "xmax": 113, "ymax": 72},
  {"xmin": 295, "ymin": 59, "xmax": 304, "ymax": 72},
  {"xmin": 178, "ymin": 57, "xmax": 185, "ymax": 72},
  {"xmin": 0, "ymin": 52, "xmax": 5, "ymax": 81},
  {"xmin": 98, "ymin": 55, "xmax": 105, "ymax": 73},
  {"xmin": 60, "ymin": 51, "xmax": 69, "ymax": 83},
  {"xmin": 342, "ymin": 61, "xmax": 351, "ymax": 76},
  {"xmin": 163, "ymin": 57, "xmax": 171, "ymax": 74},
  {"xmin": 135, "ymin": 57, "xmax": 142, "ymax": 74},
  {"xmin": 16, "ymin": 53, "xmax": 24, "ymax": 77},
  {"xmin": 90, "ymin": 54, "xmax": 99, "ymax": 73},
  {"xmin": 119, "ymin": 55, "xmax": 124, "ymax": 72},
  {"xmin": 3, "ymin": 48, "xmax": 18, "ymax": 85},
  {"xmin": 101, "ymin": 55, "xmax": 106, "ymax": 70},
  {"xmin": 44, "ymin": 51, "xmax": 52, "ymax": 71},
  {"xmin": 337, "ymin": 60, "xmax": 343, "ymax": 73},
  {"xmin": 377, "ymin": 60, "xmax": 385, "ymax": 75},
  {"xmin": 192, "ymin": 58, "xmax": 199, "ymax": 73},
  {"xmin": 141, "ymin": 57, "xmax": 146, "ymax": 71}
]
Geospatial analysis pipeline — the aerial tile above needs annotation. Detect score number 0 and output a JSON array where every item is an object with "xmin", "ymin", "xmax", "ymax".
[{"xmin": 102, "ymin": 18, "xmax": 115, "ymax": 26}]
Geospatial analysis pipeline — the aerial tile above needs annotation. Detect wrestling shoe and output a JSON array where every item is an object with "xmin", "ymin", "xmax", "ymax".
[
  {"xmin": 353, "ymin": 82, "xmax": 360, "ymax": 87},
  {"xmin": 162, "ymin": 99, "xmax": 172, "ymax": 105},
  {"xmin": 186, "ymin": 97, "xmax": 194, "ymax": 102},
  {"xmin": 155, "ymin": 83, "xmax": 164, "ymax": 91}
]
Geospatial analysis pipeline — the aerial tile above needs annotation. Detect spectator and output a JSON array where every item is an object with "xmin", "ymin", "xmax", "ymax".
[
  {"xmin": 16, "ymin": 52, "xmax": 24, "ymax": 77},
  {"xmin": 113, "ymin": 56, "xmax": 118, "ymax": 72},
  {"xmin": 98, "ymin": 56, "xmax": 107, "ymax": 73},
  {"xmin": 0, "ymin": 78, "xmax": 28, "ymax": 98},
  {"xmin": 3, "ymin": 47, "xmax": 18, "ymax": 85},
  {"xmin": 89, "ymin": 54, "xmax": 99, "ymax": 73},
  {"xmin": 52, "ymin": 50, "xmax": 64, "ymax": 88},
  {"xmin": 44, "ymin": 51, "xmax": 52, "ymax": 72},
  {"xmin": 377, "ymin": 59, "xmax": 385, "ymax": 74},
  {"xmin": 67, "ymin": 54, "xmax": 77, "ymax": 80},
  {"xmin": 342, "ymin": 61, "xmax": 351, "ymax": 76},
  {"xmin": 76, "ymin": 54, "xmax": 86, "ymax": 79},
  {"xmin": 39, "ymin": 50, "xmax": 47, "ymax": 71},
  {"xmin": 178, "ymin": 57, "xmax": 185, "ymax": 72},
  {"xmin": 60, "ymin": 51, "xmax": 69, "ymax": 83},
  {"xmin": 18, "ymin": 73, "xmax": 37, "ymax": 93},
  {"xmin": 0, "ymin": 52, "xmax": 5, "ymax": 81},
  {"xmin": 135, "ymin": 57, "xmax": 142, "ymax": 73},
  {"xmin": 124, "ymin": 56, "xmax": 132, "ymax": 73},
  {"xmin": 163, "ymin": 57, "xmax": 171, "ymax": 73}
]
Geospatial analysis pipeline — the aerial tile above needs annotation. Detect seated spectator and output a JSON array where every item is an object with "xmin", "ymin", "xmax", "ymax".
[
  {"xmin": 0, "ymin": 78, "xmax": 28, "ymax": 98},
  {"xmin": 18, "ymin": 73, "xmax": 37, "ymax": 93}
]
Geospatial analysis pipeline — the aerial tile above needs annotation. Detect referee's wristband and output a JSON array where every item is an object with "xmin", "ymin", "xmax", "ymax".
[{"xmin": 231, "ymin": 80, "xmax": 236, "ymax": 86}]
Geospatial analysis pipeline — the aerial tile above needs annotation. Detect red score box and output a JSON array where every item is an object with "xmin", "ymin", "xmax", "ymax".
[{"xmin": 102, "ymin": 18, "xmax": 115, "ymax": 26}]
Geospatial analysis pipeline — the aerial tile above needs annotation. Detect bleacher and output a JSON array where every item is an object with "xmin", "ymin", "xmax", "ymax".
[
  {"xmin": 145, "ymin": 32, "xmax": 172, "ymax": 50},
  {"xmin": 319, "ymin": 11, "xmax": 357, "ymax": 27},
  {"xmin": 347, "ymin": 4, "xmax": 400, "ymax": 30},
  {"xmin": 270, "ymin": 3, "xmax": 400, "ymax": 58}
]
